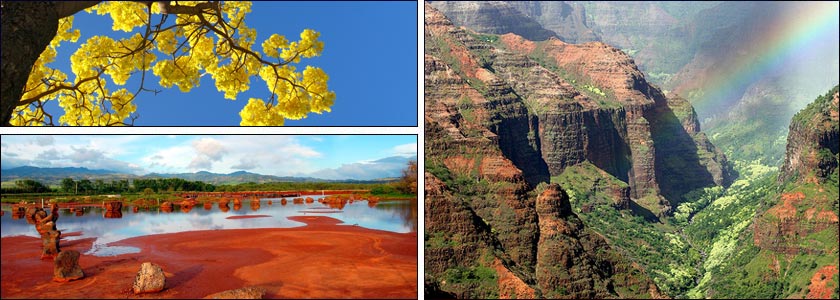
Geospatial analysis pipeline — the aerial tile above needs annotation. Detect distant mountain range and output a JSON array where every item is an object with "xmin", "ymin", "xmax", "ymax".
[{"xmin": 0, "ymin": 166, "xmax": 399, "ymax": 186}]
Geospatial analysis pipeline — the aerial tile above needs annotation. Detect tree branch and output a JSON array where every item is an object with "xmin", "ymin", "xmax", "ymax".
[{"xmin": 159, "ymin": 1, "xmax": 217, "ymax": 15}]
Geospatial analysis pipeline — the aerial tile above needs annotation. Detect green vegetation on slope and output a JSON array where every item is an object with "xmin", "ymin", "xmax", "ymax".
[{"xmin": 552, "ymin": 161, "xmax": 702, "ymax": 296}]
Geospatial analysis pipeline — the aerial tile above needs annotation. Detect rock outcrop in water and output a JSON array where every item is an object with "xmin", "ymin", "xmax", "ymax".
[
  {"xmin": 104, "ymin": 201, "xmax": 123, "ymax": 218},
  {"xmin": 160, "ymin": 201, "xmax": 173, "ymax": 213},
  {"xmin": 31, "ymin": 203, "xmax": 62, "ymax": 259}
]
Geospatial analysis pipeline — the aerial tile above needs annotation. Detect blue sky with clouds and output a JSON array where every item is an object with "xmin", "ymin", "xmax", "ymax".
[
  {"xmin": 0, "ymin": 135, "xmax": 417, "ymax": 180},
  {"xmin": 40, "ymin": 1, "xmax": 417, "ymax": 126}
]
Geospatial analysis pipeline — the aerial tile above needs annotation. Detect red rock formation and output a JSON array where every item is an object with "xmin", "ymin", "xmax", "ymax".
[
  {"xmin": 160, "ymin": 202, "xmax": 173, "ymax": 213},
  {"xmin": 493, "ymin": 258, "xmax": 535, "ymax": 299},
  {"xmin": 104, "ymin": 201, "xmax": 123, "ymax": 218},
  {"xmin": 779, "ymin": 87, "xmax": 839, "ymax": 183},
  {"xmin": 754, "ymin": 87, "xmax": 839, "ymax": 256},
  {"xmin": 104, "ymin": 201, "xmax": 122, "ymax": 212},
  {"xmin": 133, "ymin": 262, "xmax": 166, "ymax": 294},
  {"xmin": 40, "ymin": 229, "xmax": 60, "ymax": 260},
  {"xmin": 424, "ymin": 3, "xmax": 676, "ymax": 297},
  {"xmin": 53, "ymin": 250, "xmax": 84, "ymax": 282},
  {"xmin": 11, "ymin": 204, "xmax": 25, "ymax": 219},
  {"xmin": 180, "ymin": 203, "xmax": 194, "ymax": 213},
  {"xmin": 426, "ymin": 1, "xmax": 730, "ymax": 216},
  {"xmin": 24, "ymin": 206, "xmax": 39, "ymax": 224},
  {"xmin": 250, "ymin": 200, "xmax": 260, "ymax": 211}
]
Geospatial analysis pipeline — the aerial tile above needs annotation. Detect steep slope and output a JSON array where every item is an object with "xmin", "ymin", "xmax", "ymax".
[
  {"xmin": 428, "ymin": 1, "xmax": 558, "ymax": 41},
  {"xmin": 779, "ymin": 86, "xmax": 840, "ymax": 183},
  {"xmin": 496, "ymin": 1, "xmax": 598, "ymax": 44},
  {"xmin": 690, "ymin": 86, "xmax": 839, "ymax": 299},
  {"xmin": 433, "ymin": 1, "xmax": 839, "ymax": 169},
  {"xmin": 424, "ymin": 2, "xmax": 730, "ymax": 297}
]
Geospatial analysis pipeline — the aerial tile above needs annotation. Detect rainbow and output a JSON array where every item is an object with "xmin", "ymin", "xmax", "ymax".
[{"xmin": 682, "ymin": 1, "xmax": 839, "ymax": 121}]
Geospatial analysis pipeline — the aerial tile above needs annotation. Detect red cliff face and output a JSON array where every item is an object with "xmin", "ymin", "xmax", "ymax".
[
  {"xmin": 779, "ymin": 88, "xmax": 839, "ymax": 184},
  {"xmin": 753, "ymin": 86, "xmax": 839, "ymax": 257},
  {"xmin": 424, "ymin": 3, "xmax": 693, "ymax": 297}
]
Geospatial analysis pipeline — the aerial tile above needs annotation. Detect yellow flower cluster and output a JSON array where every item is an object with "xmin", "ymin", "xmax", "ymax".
[
  {"xmin": 239, "ymin": 98, "xmax": 286, "ymax": 126},
  {"xmin": 262, "ymin": 29, "xmax": 325, "ymax": 64},
  {"xmin": 87, "ymin": 1, "xmax": 148, "ymax": 32},
  {"xmin": 153, "ymin": 56, "xmax": 201, "ymax": 92},
  {"xmin": 13, "ymin": 1, "xmax": 335, "ymax": 126}
]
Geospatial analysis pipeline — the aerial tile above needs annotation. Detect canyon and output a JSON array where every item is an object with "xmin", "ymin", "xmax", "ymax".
[{"xmin": 424, "ymin": 1, "xmax": 838, "ymax": 298}]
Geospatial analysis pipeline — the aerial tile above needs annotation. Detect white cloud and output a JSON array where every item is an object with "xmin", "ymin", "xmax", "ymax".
[
  {"xmin": 36, "ymin": 149, "xmax": 61, "ymax": 160},
  {"xmin": 188, "ymin": 156, "xmax": 213, "ymax": 170},
  {"xmin": 138, "ymin": 136, "xmax": 323, "ymax": 175},
  {"xmin": 33, "ymin": 136, "xmax": 55, "ymax": 146},
  {"xmin": 68, "ymin": 147, "xmax": 105, "ymax": 163},
  {"xmin": 391, "ymin": 143, "xmax": 418, "ymax": 157},
  {"xmin": 2, "ymin": 136, "xmax": 414, "ymax": 178},
  {"xmin": 193, "ymin": 138, "xmax": 227, "ymax": 161},
  {"xmin": 231, "ymin": 157, "xmax": 258, "ymax": 170},
  {"xmin": 140, "ymin": 145, "xmax": 194, "ymax": 172},
  {"xmin": 309, "ymin": 155, "xmax": 416, "ymax": 180}
]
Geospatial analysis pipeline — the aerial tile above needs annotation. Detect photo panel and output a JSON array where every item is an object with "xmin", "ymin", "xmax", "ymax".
[
  {"xmin": 0, "ymin": 134, "xmax": 418, "ymax": 298},
  {"xmin": 423, "ymin": 1, "xmax": 840, "ymax": 299},
  {"xmin": 3, "ymin": 1, "xmax": 418, "ymax": 127}
]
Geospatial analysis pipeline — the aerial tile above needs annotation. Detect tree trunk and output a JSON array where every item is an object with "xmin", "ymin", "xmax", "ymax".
[{"xmin": 1, "ymin": 2, "xmax": 61, "ymax": 125}]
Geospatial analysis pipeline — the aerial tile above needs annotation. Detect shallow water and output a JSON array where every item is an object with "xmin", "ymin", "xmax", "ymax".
[{"xmin": 1, "ymin": 197, "xmax": 417, "ymax": 256}]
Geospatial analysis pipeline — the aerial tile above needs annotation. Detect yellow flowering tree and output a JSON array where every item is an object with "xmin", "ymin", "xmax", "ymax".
[{"xmin": 1, "ymin": 1, "xmax": 335, "ymax": 126}]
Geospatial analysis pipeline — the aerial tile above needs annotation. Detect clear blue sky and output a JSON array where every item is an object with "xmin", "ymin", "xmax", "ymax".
[
  {"xmin": 43, "ymin": 1, "xmax": 418, "ymax": 126},
  {"xmin": 1, "ymin": 135, "xmax": 418, "ymax": 179}
]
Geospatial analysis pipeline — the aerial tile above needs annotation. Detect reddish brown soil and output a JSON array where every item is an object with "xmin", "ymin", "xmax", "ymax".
[
  {"xmin": 807, "ymin": 265, "xmax": 838, "ymax": 299},
  {"xmin": 224, "ymin": 215, "xmax": 271, "ymax": 219},
  {"xmin": 493, "ymin": 258, "xmax": 535, "ymax": 299},
  {"xmin": 500, "ymin": 33, "xmax": 536, "ymax": 54},
  {"xmin": 1, "ymin": 216, "xmax": 417, "ymax": 299},
  {"xmin": 771, "ymin": 191, "xmax": 805, "ymax": 220}
]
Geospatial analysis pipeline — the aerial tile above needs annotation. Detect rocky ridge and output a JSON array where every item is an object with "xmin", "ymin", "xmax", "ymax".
[
  {"xmin": 424, "ymin": 2, "xmax": 728, "ymax": 297},
  {"xmin": 753, "ymin": 86, "xmax": 839, "ymax": 256}
]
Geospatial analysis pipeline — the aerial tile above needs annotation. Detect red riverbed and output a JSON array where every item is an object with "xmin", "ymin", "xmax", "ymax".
[{"xmin": 0, "ymin": 216, "xmax": 417, "ymax": 299}]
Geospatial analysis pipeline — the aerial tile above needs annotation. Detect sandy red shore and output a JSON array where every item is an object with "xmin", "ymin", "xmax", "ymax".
[{"xmin": 1, "ymin": 216, "xmax": 417, "ymax": 299}]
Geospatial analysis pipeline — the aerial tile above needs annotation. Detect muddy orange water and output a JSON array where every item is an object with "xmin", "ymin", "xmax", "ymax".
[{"xmin": 0, "ymin": 216, "xmax": 417, "ymax": 298}]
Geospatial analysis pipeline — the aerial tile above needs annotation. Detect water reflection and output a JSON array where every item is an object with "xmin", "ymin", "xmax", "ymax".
[
  {"xmin": 1, "ymin": 197, "xmax": 417, "ymax": 256},
  {"xmin": 103, "ymin": 211, "xmax": 123, "ymax": 219}
]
